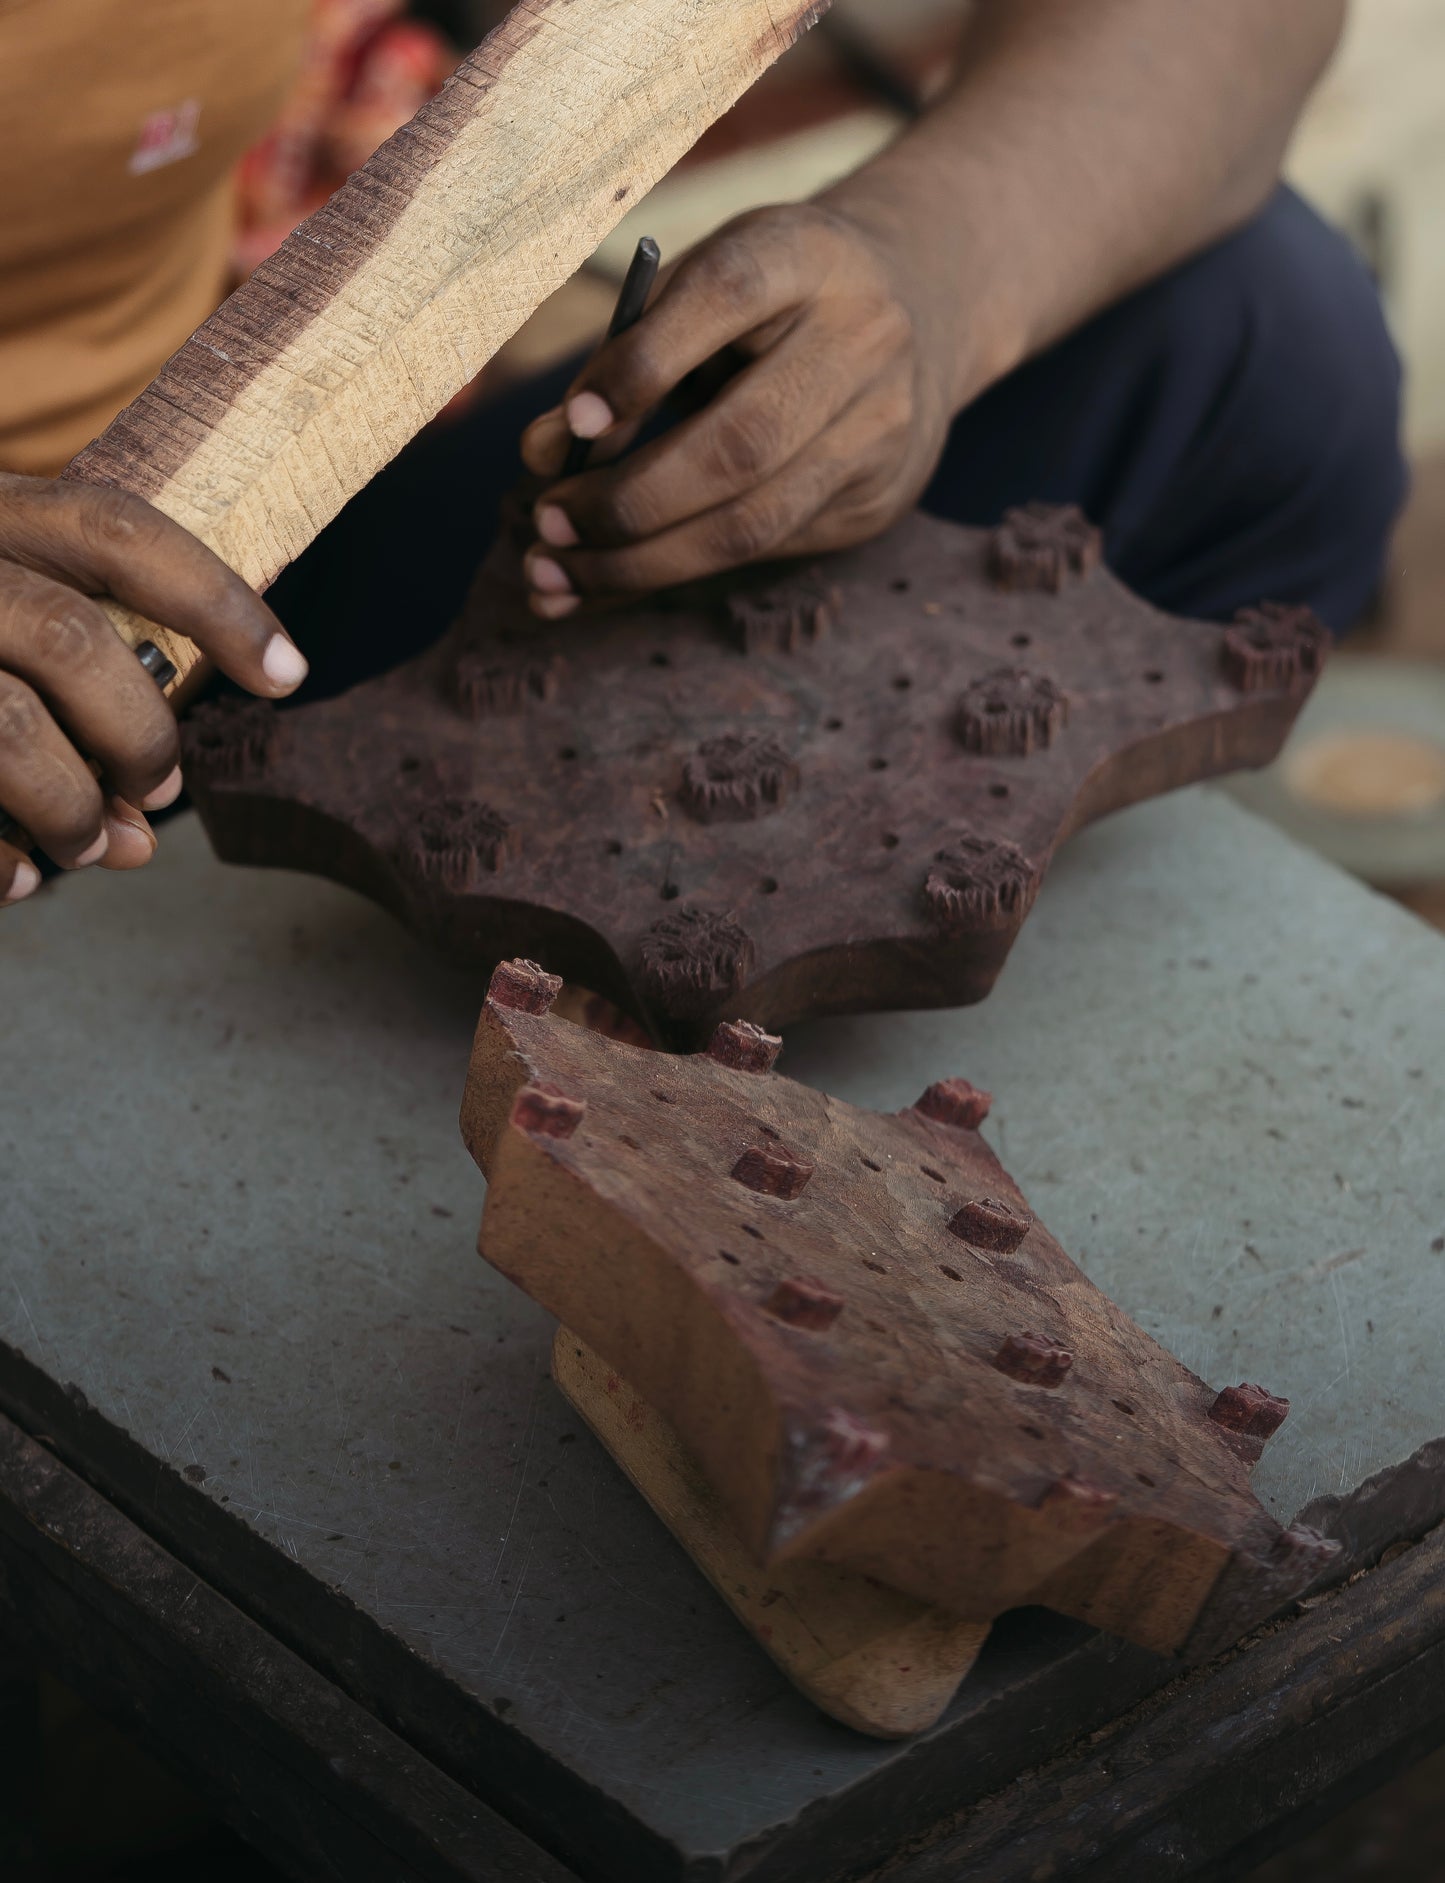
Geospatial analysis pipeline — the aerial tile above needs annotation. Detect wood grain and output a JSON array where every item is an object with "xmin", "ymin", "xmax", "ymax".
[
  {"xmin": 61, "ymin": 0, "xmax": 829, "ymax": 693},
  {"xmin": 553, "ymin": 1328, "xmax": 988, "ymax": 1738},
  {"xmin": 462, "ymin": 968, "xmax": 1337, "ymax": 1667},
  {"xmin": 187, "ymin": 507, "xmax": 1327, "ymax": 1040}
]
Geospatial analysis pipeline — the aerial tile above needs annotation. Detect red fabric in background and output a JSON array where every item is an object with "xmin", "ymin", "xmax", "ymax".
[{"xmin": 232, "ymin": 0, "xmax": 452, "ymax": 278}]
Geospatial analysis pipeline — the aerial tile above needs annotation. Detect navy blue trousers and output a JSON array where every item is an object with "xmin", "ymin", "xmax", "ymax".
[{"xmin": 272, "ymin": 186, "xmax": 1406, "ymax": 700}]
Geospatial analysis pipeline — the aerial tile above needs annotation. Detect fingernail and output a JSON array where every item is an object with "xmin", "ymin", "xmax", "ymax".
[
  {"xmin": 141, "ymin": 765, "xmax": 183, "ymax": 811},
  {"xmin": 262, "ymin": 633, "xmax": 309, "ymax": 690},
  {"xmin": 535, "ymin": 504, "xmax": 579, "ymax": 549},
  {"xmin": 2, "ymin": 859, "xmax": 40, "ymax": 905},
  {"xmin": 74, "ymin": 830, "xmax": 109, "ymax": 868},
  {"xmin": 529, "ymin": 556, "xmax": 574, "ymax": 596},
  {"xmin": 566, "ymin": 391, "xmax": 614, "ymax": 440},
  {"xmin": 533, "ymin": 592, "xmax": 580, "ymax": 620},
  {"xmin": 106, "ymin": 809, "xmax": 156, "ymax": 853}
]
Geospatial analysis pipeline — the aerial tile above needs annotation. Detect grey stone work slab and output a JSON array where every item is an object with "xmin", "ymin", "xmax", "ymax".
[{"xmin": 0, "ymin": 793, "xmax": 1441, "ymax": 1881}]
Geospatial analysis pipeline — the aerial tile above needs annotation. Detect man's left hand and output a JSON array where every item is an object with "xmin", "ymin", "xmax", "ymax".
[{"xmin": 518, "ymin": 203, "xmax": 956, "ymax": 615}]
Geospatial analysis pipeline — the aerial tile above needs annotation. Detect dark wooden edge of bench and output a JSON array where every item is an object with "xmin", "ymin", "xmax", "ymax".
[
  {"xmin": 862, "ymin": 1522, "xmax": 1445, "ymax": 1883},
  {"xmin": 0, "ymin": 1410, "xmax": 575, "ymax": 1883}
]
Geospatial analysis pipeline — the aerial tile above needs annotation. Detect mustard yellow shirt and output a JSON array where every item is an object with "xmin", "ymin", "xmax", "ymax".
[{"xmin": 0, "ymin": 0, "xmax": 306, "ymax": 474}]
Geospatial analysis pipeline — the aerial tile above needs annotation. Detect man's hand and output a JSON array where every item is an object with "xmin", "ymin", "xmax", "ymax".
[
  {"xmin": 518, "ymin": 204, "xmax": 956, "ymax": 616},
  {"xmin": 0, "ymin": 476, "xmax": 308, "ymax": 905},
  {"xmin": 519, "ymin": 0, "xmax": 1344, "ymax": 620}
]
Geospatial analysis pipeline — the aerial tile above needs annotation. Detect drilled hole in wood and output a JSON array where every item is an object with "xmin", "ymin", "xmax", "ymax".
[
  {"xmin": 1136, "ymin": 1472, "xmax": 1156, "ymax": 1488},
  {"xmin": 652, "ymin": 1089, "xmax": 676, "ymax": 1104},
  {"xmin": 1010, "ymin": 633, "xmax": 1031, "ymax": 648},
  {"xmin": 891, "ymin": 578, "xmax": 910, "ymax": 592},
  {"xmin": 1144, "ymin": 670, "xmax": 1164, "ymax": 684},
  {"xmin": 742, "ymin": 1224, "xmax": 764, "ymax": 1241},
  {"xmin": 1019, "ymin": 1424, "xmax": 1045, "ymax": 1440},
  {"xmin": 1113, "ymin": 1399, "xmax": 1135, "ymax": 1415},
  {"xmin": 882, "ymin": 832, "xmax": 900, "ymax": 849},
  {"xmin": 989, "ymin": 783, "xmax": 1009, "ymax": 799},
  {"xmin": 399, "ymin": 756, "xmax": 421, "ymax": 774},
  {"xmin": 719, "ymin": 1250, "xmax": 741, "ymax": 1265},
  {"xmin": 559, "ymin": 746, "xmax": 578, "ymax": 761},
  {"xmin": 660, "ymin": 883, "xmax": 680, "ymax": 901},
  {"xmin": 893, "ymin": 675, "xmax": 912, "ymax": 690},
  {"xmin": 869, "ymin": 756, "xmax": 889, "ymax": 771},
  {"xmin": 825, "ymin": 716, "xmax": 844, "ymax": 731},
  {"xmin": 605, "ymin": 839, "xmax": 623, "ymax": 856},
  {"xmin": 921, "ymin": 1165, "xmax": 947, "ymax": 1184},
  {"xmin": 863, "ymin": 1259, "xmax": 886, "ymax": 1274},
  {"xmin": 861, "ymin": 1156, "xmax": 883, "ymax": 1172},
  {"xmin": 650, "ymin": 652, "xmax": 669, "ymax": 667},
  {"xmin": 939, "ymin": 1265, "xmax": 964, "ymax": 1282},
  {"xmin": 760, "ymin": 876, "xmax": 779, "ymax": 895}
]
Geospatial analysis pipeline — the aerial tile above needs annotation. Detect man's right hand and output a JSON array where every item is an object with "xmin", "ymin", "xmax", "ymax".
[{"xmin": 0, "ymin": 475, "xmax": 308, "ymax": 907}]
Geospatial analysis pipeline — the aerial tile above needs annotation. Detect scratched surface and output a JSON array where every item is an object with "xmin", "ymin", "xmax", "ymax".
[{"xmin": 0, "ymin": 796, "xmax": 1442, "ymax": 1882}]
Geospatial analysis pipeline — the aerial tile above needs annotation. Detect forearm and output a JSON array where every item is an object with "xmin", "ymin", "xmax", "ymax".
[{"xmin": 821, "ymin": 0, "xmax": 1346, "ymax": 409}]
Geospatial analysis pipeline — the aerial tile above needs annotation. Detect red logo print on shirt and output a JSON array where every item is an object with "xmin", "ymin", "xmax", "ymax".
[{"xmin": 128, "ymin": 99, "xmax": 201, "ymax": 176}]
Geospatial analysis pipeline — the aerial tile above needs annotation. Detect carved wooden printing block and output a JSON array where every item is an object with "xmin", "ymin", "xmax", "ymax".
[
  {"xmin": 462, "ymin": 961, "xmax": 1335, "ymax": 1703},
  {"xmin": 184, "ymin": 506, "xmax": 1325, "ymax": 1043}
]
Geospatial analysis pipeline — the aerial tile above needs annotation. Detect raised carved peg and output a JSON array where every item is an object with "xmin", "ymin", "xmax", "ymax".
[
  {"xmin": 404, "ymin": 799, "xmax": 513, "ymax": 891},
  {"xmin": 448, "ymin": 649, "xmax": 564, "ymax": 720},
  {"xmin": 912, "ymin": 1079, "xmax": 993, "ymax": 1130},
  {"xmin": 765, "ymin": 1276, "xmax": 845, "ymax": 1330},
  {"xmin": 732, "ymin": 1141, "xmax": 814, "ymax": 1199},
  {"xmin": 948, "ymin": 1194, "xmax": 1031, "ymax": 1253},
  {"xmin": 637, "ymin": 907, "xmax": 757, "ymax": 1025},
  {"xmin": 681, "ymin": 733, "xmax": 797, "ymax": 823},
  {"xmin": 955, "ymin": 668, "xmax": 1068, "ymax": 756},
  {"xmin": 487, "ymin": 957, "xmax": 563, "ymax": 1015},
  {"xmin": 1222, "ymin": 602, "xmax": 1328, "ymax": 693},
  {"xmin": 995, "ymin": 1331, "xmax": 1073, "ymax": 1387},
  {"xmin": 181, "ymin": 694, "xmax": 279, "ymax": 781},
  {"xmin": 511, "ymin": 1081, "xmax": 586, "ymax": 1139},
  {"xmin": 989, "ymin": 502, "xmax": 1102, "ymax": 592},
  {"xmin": 724, "ymin": 572, "xmax": 840, "ymax": 653},
  {"xmin": 1208, "ymin": 1382, "xmax": 1290, "ymax": 1459},
  {"xmin": 707, "ymin": 1019, "xmax": 782, "ymax": 1074},
  {"xmin": 923, "ymin": 834, "xmax": 1039, "ymax": 931}
]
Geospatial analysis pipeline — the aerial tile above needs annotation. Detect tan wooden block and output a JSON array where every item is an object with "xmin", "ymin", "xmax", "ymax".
[{"xmin": 553, "ymin": 1329, "xmax": 988, "ymax": 1738}]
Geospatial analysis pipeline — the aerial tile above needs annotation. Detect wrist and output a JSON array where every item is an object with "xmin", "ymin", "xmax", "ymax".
[{"xmin": 817, "ymin": 162, "xmax": 1029, "ymax": 416}]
